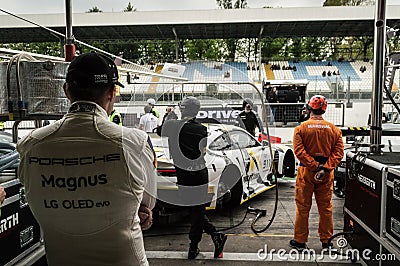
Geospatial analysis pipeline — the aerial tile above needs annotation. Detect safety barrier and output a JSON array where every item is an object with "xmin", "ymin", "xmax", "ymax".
[
  {"xmin": 2, "ymin": 79, "xmax": 378, "ymax": 131},
  {"xmin": 1, "ymin": 81, "xmax": 348, "ymax": 130}
]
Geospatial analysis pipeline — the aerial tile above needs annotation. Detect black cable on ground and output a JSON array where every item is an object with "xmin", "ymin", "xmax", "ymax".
[
  {"xmin": 326, "ymin": 230, "xmax": 356, "ymax": 258},
  {"xmin": 217, "ymin": 209, "xmax": 249, "ymax": 232},
  {"xmin": 144, "ymin": 207, "xmax": 250, "ymax": 238},
  {"xmin": 327, "ymin": 230, "xmax": 355, "ymax": 246},
  {"xmin": 250, "ymin": 179, "xmax": 278, "ymax": 233}
]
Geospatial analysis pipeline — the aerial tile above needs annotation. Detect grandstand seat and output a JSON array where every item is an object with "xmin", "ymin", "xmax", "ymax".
[
  {"xmin": 181, "ymin": 61, "xmax": 250, "ymax": 82},
  {"xmin": 289, "ymin": 60, "xmax": 361, "ymax": 82}
]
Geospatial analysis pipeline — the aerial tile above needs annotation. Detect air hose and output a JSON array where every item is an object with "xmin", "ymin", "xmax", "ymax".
[
  {"xmin": 249, "ymin": 131, "xmax": 280, "ymax": 233},
  {"xmin": 0, "ymin": 140, "xmax": 19, "ymax": 172},
  {"xmin": 327, "ymin": 230, "xmax": 355, "ymax": 247},
  {"xmin": 326, "ymin": 230, "xmax": 357, "ymax": 261},
  {"xmin": 250, "ymin": 178, "xmax": 278, "ymax": 233}
]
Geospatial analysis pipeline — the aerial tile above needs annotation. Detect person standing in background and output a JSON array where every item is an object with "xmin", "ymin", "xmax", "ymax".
[
  {"xmin": 162, "ymin": 106, "xmax": 178, "ymax": 124},
  {"xmin": 267, "ymin": 87, "xmax": 279, "ymax": 125},
  {"xmin": 159, "ymin": 97, "xmax": 227, "ymax": 260},
  {"xmin": 147, "ymin": 98, "xmax": 159, "ymax": 118},
  {"xmin": 298, "ymin": 104, "xmax": 310, "ymax": 124},
  {"xmin": 285, "ymin": 85, "xmax": 299, "ymax": 103},
  {"xmin": 237, "ymin": 99, "xmax": 261, "ymax": 136},
  {"xmin": 139, "ymin": 105, "xmax": 159, "ymax": 133}
]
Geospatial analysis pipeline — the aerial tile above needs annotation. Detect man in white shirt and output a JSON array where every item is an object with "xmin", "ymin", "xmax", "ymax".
[
  {"xmin": 139, "ymin": 105, "xmax": 159, "ymax": 133},
  {"xmin": 17, "ymin": 52, "xmax": 157, "ymax": 266}
]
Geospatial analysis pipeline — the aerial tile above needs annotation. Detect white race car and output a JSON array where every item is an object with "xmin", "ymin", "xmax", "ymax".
[{"xmin": 152, "ymin": 124, "xmax": 296, "ymax": 210}]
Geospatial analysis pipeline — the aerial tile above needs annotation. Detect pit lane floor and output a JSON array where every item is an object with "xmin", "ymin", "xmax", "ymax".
[{"xmin": 144, "ymin": 178, "xmax": 358, "ymax": 265}]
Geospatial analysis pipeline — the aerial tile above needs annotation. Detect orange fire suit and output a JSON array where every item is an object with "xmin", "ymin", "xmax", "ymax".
[{"xmin": 292, "ymin": 116, "xmax": 344, "ymax": 243}]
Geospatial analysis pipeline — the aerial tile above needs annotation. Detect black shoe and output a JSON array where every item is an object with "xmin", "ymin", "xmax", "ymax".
[
  {"xmin": 289, "ymin": 239, "xmax": 306, "ymax": 251},
  {"xmin": 334, "ymin": 189, "xmax": 345, "ymax": 198},
  {"xmin": 322, "ymin": 243, "xmax": 333, "ymax": 249},
  {"xmin": 322, "ymin": 242, "xmax": 333, "ymax": 249},
  {"xmin": 212, "ymin": 233, "xmax": 227, "ymax": 258},
  {"xmin": 188, "ymin": 248, "xmax": 200, "ymax": 259}
]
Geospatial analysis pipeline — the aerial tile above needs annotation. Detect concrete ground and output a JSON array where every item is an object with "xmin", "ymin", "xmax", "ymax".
[{"xmin": 144, "ymin": 179, "xmax": 358, "ymax": 265}]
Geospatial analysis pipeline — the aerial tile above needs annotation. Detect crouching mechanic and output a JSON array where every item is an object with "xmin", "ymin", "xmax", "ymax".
[
  {"xmin": 158, "ymin": 97, "xmax": 227, "ymax": 260},
  {"xmin": 17, "ymin": 52, "xmax": 157, "ymax": 266},
  {"xmin": 290, "ymin": 95, "xmax": 344, "ymax": 250}
]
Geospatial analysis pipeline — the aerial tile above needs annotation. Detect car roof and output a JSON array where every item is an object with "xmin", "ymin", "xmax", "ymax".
[
  {"xmin": 149, "ymin": 123, "xmax": 251, "ymax": 147},
  {"xmin": 205, "ymin": 123, "xmax": 240, "ymax": 132}
]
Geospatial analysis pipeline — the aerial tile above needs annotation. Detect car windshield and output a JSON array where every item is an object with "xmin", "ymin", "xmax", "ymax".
[
  {"xmin": 209, "ymin": 133, "xmax": 231, "ymax": 151},
  {"xmin": 209, "ymin": 129, "xmax": 260, "ymax": 150},
  {"xmin": 228, "ymin": 130, "xmax": 260, "ymax": 149}
]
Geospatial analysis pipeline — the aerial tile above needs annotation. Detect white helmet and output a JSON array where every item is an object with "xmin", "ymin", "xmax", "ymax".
[{"xmin": 147, "ymin": 98, "xmax": 156, "ymax": 105}]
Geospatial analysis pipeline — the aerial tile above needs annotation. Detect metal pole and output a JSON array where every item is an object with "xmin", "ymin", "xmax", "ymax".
[
  {"xmin": 65, "ymin": 0, "xmax": 72, "ymax": 45},
  {"xmin": 258, "ymin": 26, "xmax": 264, "ymax": 82},
  {"xmin": 346, "ymin": 76, "xmax": 353, "ymax": 108},
  {"xmin": 347, "ymin": 76, "xmax": 350, "ymax": 104},
  {"xmin": 336, "ymin": 76, "xmax": 339, "ymax": 100},
  {"xmin": 172, "ymin": 27, "xmax": 179, "ymax": 63},
  {"xmin": 64, "ymin": 0, "xmax": 75, "ymax": 61},
  {"xmin": 370, "ymin": 0, "xmax": 386, "ymax": 154},
  {"xmin": 341, "ymin": 102, "xmax": 345, "ymax": 127}
]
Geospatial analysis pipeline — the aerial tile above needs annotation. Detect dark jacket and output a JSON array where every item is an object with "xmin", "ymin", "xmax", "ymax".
[
  {"xmin": 267, "ymin": 91, "xmax": 279, "ymax": 103},
  {"xmin": 237, "ymin": 111, "xmax": 261, "ymax": 136},
  {"xmin": 159, "ymin": 118, "xmax": 208, "ymax": 186},
  {"xmin": 285, "ymin": 89, "xmax": 299, "ymax": 103}
]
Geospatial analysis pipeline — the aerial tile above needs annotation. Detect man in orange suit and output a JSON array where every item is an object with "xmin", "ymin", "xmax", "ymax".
[{"xmin": 290, "ymin": 95, "xmax": 344, "ymax": 250}]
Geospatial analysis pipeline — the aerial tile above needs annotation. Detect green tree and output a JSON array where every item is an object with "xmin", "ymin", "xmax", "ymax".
[
  {"xmin": 320, "ymin": 1, "xmax": 376, "ymax": 61},
  {"xmin": 235, "ymin": 38, "xmax": 257, "ymax": 61},
  {"xmin": 290, "ymin": 38, "xmax": 302, "ymax": 59},
  {"xmin": 87, "ymin": 6, "xmax": 102, "ymax": 13},
  {"xmin": 216, "ymin": 0, "xmax": 248, "ymax": 61},
  {"xmin": 124, "ymin": 2, "xmax": 136, "ymax": 12},
  {"xmin": 260, "ymin": 38, "xmax": 286, "ymax": 61},
  {"xmin": 216, "ymin": 0, "xmax": 247, "ymax": 9},
  {"xmin": 234, "ymin": 0, "xmax": 248, "ymax": 8},
  {"xmin": 0, "ymin": 42, "xmax": 62, "ymax": 57},
  {"xmin": 185, "ymin": 39, "xmax": 224, "ymax": 61}
]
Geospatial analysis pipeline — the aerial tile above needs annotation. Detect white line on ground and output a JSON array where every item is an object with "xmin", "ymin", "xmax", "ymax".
[{"xmin": 145, "ymin": 251, "xmax": 354, "ymax": 263}]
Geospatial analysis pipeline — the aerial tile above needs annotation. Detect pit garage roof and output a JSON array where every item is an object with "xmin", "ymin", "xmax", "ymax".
[{"xmin": 1, "ymin": 6, "xmax": 400, "ymax": 43}]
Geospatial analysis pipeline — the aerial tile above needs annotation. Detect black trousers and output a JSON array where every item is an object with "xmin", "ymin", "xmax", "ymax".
[
  {"xmin": 189, "ymin": 204, "xmax": 216, "ymax": 247},
  {"xmin": 175, "ymin": 168, "xmax": 216, "ymax": 247}
]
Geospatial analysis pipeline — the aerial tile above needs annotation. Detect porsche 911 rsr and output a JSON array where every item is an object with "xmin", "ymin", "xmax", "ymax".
[{"xmin": 152, "ymin": 124, "xmax": 296, "ymax": 210}]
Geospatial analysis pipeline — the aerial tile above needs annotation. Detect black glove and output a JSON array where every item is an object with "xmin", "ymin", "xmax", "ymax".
[
  {"xmin": 314, "ymin": 164, "xmax": 328, "ymax": 181},
  {"xmin": 315, "ymin": 164, "xmax": 327, "ymax": 172}
]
